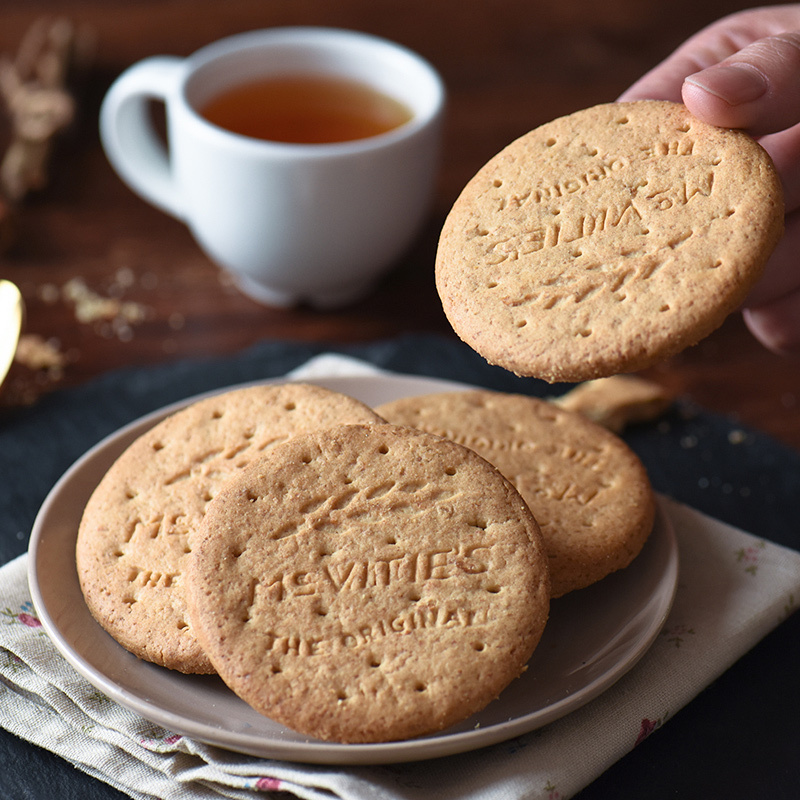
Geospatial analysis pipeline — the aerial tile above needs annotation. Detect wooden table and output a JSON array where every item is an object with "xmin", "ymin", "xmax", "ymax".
[{"xmin": 1, "ymin": 0, "xmax": 799, "ymax": 450}]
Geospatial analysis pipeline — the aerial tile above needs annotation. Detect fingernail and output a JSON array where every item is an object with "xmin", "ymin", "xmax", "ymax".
[{"xmin": 684, "ymin": 64, "xmax": 768, "ymax": 106}]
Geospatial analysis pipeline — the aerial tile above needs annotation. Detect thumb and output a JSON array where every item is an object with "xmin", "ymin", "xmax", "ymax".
[{"xmin": 682, "ymin": 33, "xmax": 800, "ymax": 134}]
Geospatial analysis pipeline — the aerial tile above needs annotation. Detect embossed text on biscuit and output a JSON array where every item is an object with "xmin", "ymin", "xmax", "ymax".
[
  {"xmin": 254, "ymin": 543, "xmax": 492, "ymax": 603},
  {"xmin": 482, "ymin": 201, "xmax": 644, "ymax": 264},
  {"xmin": 254, "ymin": 603, "xmax": 491, "ymax": 659},
  {"xmin": 500, "ymin": 156, "xmax": 629, "ymax": 210}
]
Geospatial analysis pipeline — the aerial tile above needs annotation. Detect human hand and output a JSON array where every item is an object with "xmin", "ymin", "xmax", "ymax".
[{"xmin": 619, "ymin": 5, "xmax": 800, "ymax": 355}]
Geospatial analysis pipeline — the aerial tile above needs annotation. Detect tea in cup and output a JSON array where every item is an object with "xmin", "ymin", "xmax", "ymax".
[
  {"xmin": 100, "ymin": 27, "xmax": 445, "ymax": 308},
  {"xmin": 199, "ymin": 73, "xmax": 414, "ymax": 144}
]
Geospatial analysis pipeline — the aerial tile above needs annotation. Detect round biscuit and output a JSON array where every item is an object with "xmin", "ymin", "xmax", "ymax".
[
  {"xmin": 377, "ymin": 390, "xmax": 655, "ymax": 596},
  {"xmin": 186, "ymin": 422, "xmax": 550, "ymax": 743},
  {"xmin": 76, "ymin": 383, "xmax": 384, "ymax": 674},
  {"xmin": 436, "ymin": 100, "xmax": 784, "ymax": 382}
]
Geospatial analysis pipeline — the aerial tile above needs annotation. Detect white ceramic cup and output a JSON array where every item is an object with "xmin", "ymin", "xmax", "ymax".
[{"xmin": 100, "ymin": 27, "xmax": 445, "ymax": 308}]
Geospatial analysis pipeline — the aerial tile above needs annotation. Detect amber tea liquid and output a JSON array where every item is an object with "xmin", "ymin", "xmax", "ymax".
[{"xmin": 199, "ymin": 74, "xmax": 413, "ymax": 144}]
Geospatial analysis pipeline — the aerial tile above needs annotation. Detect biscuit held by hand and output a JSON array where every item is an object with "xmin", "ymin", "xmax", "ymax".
[{"xmin": 436, "ymin": 100, "xmax": 784, "ymax": 382}]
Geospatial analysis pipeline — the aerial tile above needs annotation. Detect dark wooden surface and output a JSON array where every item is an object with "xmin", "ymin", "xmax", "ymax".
[{"xmin": 1, "ymin": 0, "xmax": 799, "ymax": 449}]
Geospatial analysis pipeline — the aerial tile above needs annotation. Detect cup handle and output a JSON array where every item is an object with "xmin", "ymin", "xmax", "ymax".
[{"xmin": 99, "ymin": 56, "xmax": 185, "ymax": 220}]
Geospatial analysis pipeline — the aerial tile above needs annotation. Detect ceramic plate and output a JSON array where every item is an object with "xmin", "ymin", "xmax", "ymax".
[{"xmin": 28, "ymin": 371, "xmax": 678, "ymax": 765}]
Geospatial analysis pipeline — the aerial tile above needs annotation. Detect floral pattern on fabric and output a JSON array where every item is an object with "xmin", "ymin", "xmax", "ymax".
[
  {"xmin": 736, "ymin": 540, "xmax": 767, "ymax": 575},
  {"xmin": 661, "ymin": 623, "xmax": 695, "ymax": 648},
  {"xmin": 139, "ymin": 731, "xmax": 183, "ymax": 751},
  {"xmin": 255, "ymin": 777, "xmax": 283, "ymax": 791},
  {"xmin": 1, "ymin": 601, "xmax": 42, "ymax": 630},
  {"xmin": 543, "ymin": 780, "xmax": 563, "ymax": 799},
  {"xmin": 634, "ymin": 712, "xmax": 670, "ymax": 746}
]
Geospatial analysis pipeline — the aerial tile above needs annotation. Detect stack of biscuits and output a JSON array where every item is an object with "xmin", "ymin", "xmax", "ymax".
[
  {"xmin": 76, "ymin": 100, "xmax": 784, "ymax": 744},
  {"xmin": 76, "ymin": 380, "xmax": 654, "ymax": 743}
]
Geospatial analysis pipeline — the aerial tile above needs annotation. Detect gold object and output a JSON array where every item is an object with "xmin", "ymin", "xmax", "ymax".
[{"xmin": 0, "ymin": 279, "xmax": 23, "ymax": 386}]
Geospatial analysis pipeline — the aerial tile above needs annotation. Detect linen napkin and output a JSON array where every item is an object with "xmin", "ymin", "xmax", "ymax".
[{"xmin": 2, "ymin": 354, "xmax": 800, "ymax": 800}]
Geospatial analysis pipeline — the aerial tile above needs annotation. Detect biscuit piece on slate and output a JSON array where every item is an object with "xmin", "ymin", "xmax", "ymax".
[
  {"xmin": 186, "ymin": 423, "xmax": 550, "ymax": 742},
  {"xmin": 436, "ymin": 100, "xmax": 784, "ymax": 382},
  {"xmin": 76, "ymin": 383, "xmax": 384, "ymax": 674},
  {"xmin": 378, "ymin": 390, "xmax": 655, "ymax": 597}
]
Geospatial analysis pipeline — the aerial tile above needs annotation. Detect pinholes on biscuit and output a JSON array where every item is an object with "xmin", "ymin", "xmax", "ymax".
[
  {"xmin": 186, "ymin": 423, "xmax": 550, "ymax": 743},
  {"xmin": 378, "ymin": 390, "xmax": 655, "ymax": 596},
  {"xmin": 75, "ymin": 383, "xmax": 384, "ymax": 674},
  {"xmin": 436, "ymin": 100, "xmax": 784, "ymax": 382}
]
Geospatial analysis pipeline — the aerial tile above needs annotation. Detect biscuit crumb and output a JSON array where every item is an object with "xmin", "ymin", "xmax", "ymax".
[
  {"xmin": 554, "ymin": 375, "xmax": 674, "ymax": 432},
  {"xmin": 14, "ymin": 332, "xmax": 66, "ymax": 372},
  {"xmin": 62, "ymin": 276, "xmax": 148, "ymax": 326}
]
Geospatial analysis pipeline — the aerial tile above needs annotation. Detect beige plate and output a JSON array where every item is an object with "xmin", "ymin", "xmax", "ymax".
[{"xmin": 28, "ymin": 371, "xmax": 678, "ymax": 765}]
